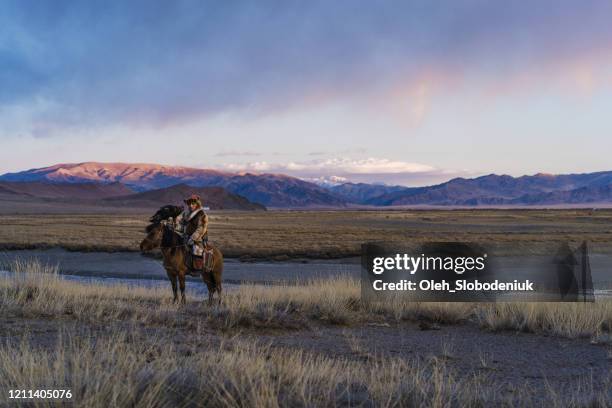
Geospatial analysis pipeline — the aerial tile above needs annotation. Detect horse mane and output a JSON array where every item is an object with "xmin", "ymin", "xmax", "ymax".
[
  {"xmin": 145, "ymin": 222, "xmax": 160, "ymax": 233},
  {"xmin": 145, "ymin": 219, "xmax": 184, "ymax": 249},
  {"xmin": 162, "ymin": 223, "xmax": 184, "ymax": 248}
]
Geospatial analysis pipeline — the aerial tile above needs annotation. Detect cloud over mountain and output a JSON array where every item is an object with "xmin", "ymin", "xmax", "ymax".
[{"xmin": 223, "ymin": 157, "xmax": 458, "ymax": 185}]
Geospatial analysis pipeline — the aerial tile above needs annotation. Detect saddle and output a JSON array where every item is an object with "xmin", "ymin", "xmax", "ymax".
[{"xmin": 186, "ymin": 244, "xmax": 214, "ymax": 275}]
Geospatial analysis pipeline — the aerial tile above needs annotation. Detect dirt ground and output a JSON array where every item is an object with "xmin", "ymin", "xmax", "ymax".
[
  {"xmin": 2, "ymin": 312, "xmax": 610, "ymax": 405},
  {"xmin": 254, "ymin": 323, "xmax": 612, "ymax": 403}
]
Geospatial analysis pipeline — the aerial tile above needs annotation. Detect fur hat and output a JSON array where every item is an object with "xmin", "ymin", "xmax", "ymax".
[{"xmin": 184, "ymin": 194, "xmax": 202, "ymax": 207}]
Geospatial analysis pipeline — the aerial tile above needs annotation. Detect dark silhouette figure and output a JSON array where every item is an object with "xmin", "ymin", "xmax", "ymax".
[{"xmin": 553, "ymin": 241, "xmax": 593, "ymax": 302}]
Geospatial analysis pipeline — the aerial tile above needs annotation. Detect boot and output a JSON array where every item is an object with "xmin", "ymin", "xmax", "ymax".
[{"xmin": 185, "ymin": 253, "xmax": 201, "ymax": 276}]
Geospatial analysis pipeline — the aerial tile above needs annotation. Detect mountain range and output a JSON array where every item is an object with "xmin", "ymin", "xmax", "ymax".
[
  {"xmin": 1, "ymin": 162, "xmax": 611, "ymax": 208},
  {"xmin": 362, "ymin": 172, "xmax": 612, "ymax": 206},
  {"xmin": 0, "ymin": 162, "xmax": 342, "ymax": 207}
]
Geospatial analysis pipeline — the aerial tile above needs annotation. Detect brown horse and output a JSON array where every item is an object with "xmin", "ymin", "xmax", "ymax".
[{"xmin": 140, "ymin": 211, "xmax": 223, "ymax": 305}]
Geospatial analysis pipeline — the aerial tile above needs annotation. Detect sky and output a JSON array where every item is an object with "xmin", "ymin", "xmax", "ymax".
[{"xmin": 1, "ymin": 0, "xmax": 612, "ymax": 186}]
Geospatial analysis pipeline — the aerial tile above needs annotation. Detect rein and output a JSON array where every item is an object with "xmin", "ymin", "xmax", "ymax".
[{"xmin": 160, "ymin": 224, "xmax": 187, "ymax": 249}]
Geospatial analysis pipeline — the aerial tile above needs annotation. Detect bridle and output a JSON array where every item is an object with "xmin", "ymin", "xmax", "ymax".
[
  {"xmin": 161, "ymin": 222, "xmax": 188, "ymax": 249},
  {"xmin": 143, "ymin": 220, "xmax": 187, "ymax": 250}
]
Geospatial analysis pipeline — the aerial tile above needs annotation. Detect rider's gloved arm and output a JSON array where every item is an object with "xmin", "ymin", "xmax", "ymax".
[{"xmin": 175, "ymin": 213, "xmax": 186, "ymax": 233}]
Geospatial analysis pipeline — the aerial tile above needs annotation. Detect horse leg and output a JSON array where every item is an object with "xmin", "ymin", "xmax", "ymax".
[
  {"xmin": 168, "ymin": 270, "xmax": 178, "ymax": 303},
  {"xmin": 202, "ymin": 273, "xmax": 214, "ymax": 306},
  {"xmin": 210, "ymin": 277, "xmax": 222, "ymax": 307},
  {"xmin": 178, "ymin": 273, "xmax": 186, "ymax": 304},
  {"xmin": 216, "ymin": 282, "xmax": 222, "ymax": 306},
  {"xmin": 212, "ymin": 263, "xmax": 223, "ymax": 306}
]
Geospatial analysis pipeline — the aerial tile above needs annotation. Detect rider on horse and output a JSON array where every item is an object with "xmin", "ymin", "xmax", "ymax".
[{"xmin": 180, "ymin": 194, "xmax": 209, "ymax": 273}]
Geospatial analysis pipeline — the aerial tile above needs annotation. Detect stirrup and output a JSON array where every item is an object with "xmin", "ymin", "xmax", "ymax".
[{"xmin": 188, "ymin": 268, "xmax": 201, "ymax": 277}]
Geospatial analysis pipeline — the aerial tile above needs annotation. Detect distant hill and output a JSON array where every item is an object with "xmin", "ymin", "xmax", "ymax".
[
  {"xmin": 0, "ymin": 181, "xmax": 134, "ymax": 199},
  {"xmin": 221, "ymin": 173, "xmax": 345, "ymax": 207},
  {"xmin": 0, "ymin": 181, "xmax": 264, "ymax": 212},
  {"xmin": 0, "ymin": 162, "xmax": 230, "ymax": 190},
  {"xmin": 0, "ymin": 162, "xmax": 344, "ymax": 208},
  {"xmin": 507, "ymin": 183, "xmax": 612, "ymax": 205},
  {"xmin": 104, "ymin": 184, "xmax": 266, "ymax": 210},
  {"xmin": 366, "ymin": 172, "xmax": 612, "ymax": 206},
  {"xmin": 327, "ymin": 182, "xmax": 405, "ymax": 204}
]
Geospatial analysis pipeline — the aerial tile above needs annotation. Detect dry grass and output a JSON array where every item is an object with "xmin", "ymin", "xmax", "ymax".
[
  {"xmin": 1, "ymin": 263, "xmax": 611, "ymax": 406},
  {"xmin": 1, "ymin": 260, "xmax": 188, "ymax": 328},
  {"xmin": 476, "ymin": 302, "xmax": 612, "ymax": 338},
  {"xmin": 1, "ymin": 262, "xmax": 610, "ymax": 339},
  {"xmin": 0, "ymin": 328, "xmax": 500, "ymax": 408},
  {"xmin": 1, "ymin": 209, "xmax": 611, "ymax": 257}
]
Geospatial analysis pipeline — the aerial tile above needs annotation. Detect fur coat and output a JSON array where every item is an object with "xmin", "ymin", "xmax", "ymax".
[{"xmin": 181, "ymin": 208, "xmax": 208, "ymax": 243}]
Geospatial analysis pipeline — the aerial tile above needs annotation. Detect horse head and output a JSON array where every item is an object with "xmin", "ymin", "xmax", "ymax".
[{"xmin": 140, "ymin": 221, "xmax": 164, "ymax": 252}]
